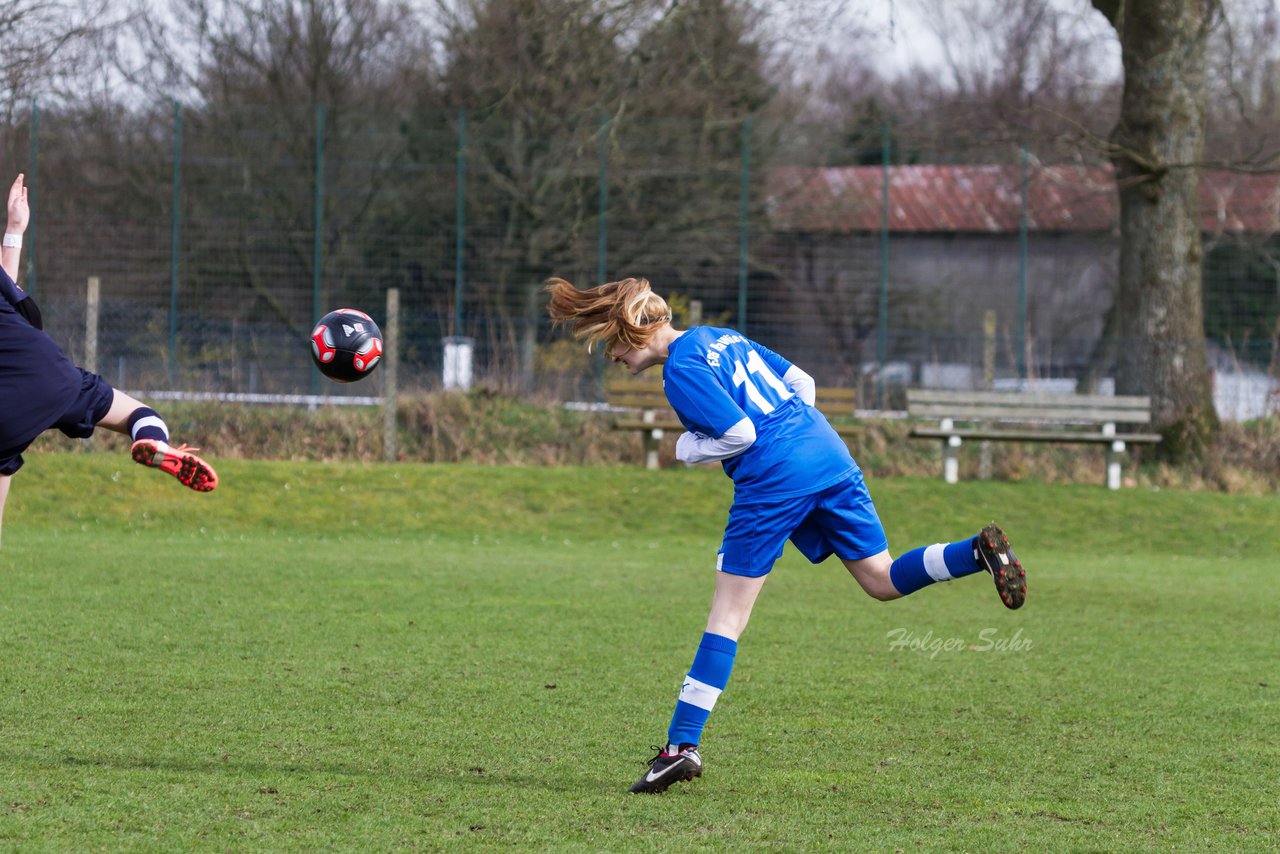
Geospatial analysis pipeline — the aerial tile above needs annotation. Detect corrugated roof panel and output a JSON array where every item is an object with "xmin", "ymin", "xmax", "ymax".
[{"xmin": 767, "ymin": 165, "xmax": 1279, "ymax": 235}]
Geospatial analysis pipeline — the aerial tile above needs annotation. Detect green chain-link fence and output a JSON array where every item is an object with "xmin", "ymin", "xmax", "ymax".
[{"xmin": 10, "ymin": 103, "xmax": 1279, "ymax": 418}]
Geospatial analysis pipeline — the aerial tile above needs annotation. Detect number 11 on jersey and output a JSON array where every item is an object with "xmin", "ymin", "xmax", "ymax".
[{"xmin": 731, "ymin": 350, "xmax": 792, "ymax": 414}]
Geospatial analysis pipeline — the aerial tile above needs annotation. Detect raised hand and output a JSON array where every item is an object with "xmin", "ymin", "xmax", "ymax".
[{"xmin": 7, "ymin": 174, "xmax": 28, "ymax": 235}]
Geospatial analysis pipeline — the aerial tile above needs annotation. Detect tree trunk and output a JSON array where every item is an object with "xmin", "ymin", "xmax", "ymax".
[{"xmin": 1092, "ymin": 0, "xmax": 1221, "ymax": 461}]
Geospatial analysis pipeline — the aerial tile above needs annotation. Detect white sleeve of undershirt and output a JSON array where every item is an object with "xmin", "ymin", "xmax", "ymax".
[
  {"xmin": 675, "ymin": 417, "xmax": 757, "ymax": 464},
  {"xmin": 784, "ymin": 365, "xmax": 816, "ymax": 406}
]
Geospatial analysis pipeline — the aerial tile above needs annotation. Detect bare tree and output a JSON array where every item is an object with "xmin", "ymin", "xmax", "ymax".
[
  {"xmin": 886, "ymin": 0, "xmax": 1120, "ymax": 161},
  {"xmin": 0, "ymin": 1, "xmax": 120, "ymax": 109},
  {"xmin": 433, "ymin": 0, "xmax": 779, "ymax": 390},
  {"xmin": 431, "ymin": 0, "xmax": 632, "ymax": 390},
  {"xmin": 1204, "ymin": 0, "xmax": 1280, "ymax": 167},
  {"xmin": 112, "ymin": 0, "xmax": 434, "ymax": 332},
  {"xmin": 610, "ymin": 0, "xmax": 776, "ymax": 286},
  {"xmin": 0, "ymin": 0, "xmax": 125, "ymax": 173}
]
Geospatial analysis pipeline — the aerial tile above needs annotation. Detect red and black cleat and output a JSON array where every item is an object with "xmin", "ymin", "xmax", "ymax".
[
  {"xmin": 131, "ymin": 439, "xmax": 219, "ymax": 493},
  {"xmin": 976, "ymin": 523, "xmax": 1026, "ymax": 610}
]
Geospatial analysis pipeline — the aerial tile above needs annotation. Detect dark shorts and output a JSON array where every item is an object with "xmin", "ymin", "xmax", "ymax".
[
  {"xmin": 717, "ymin": 470, "xmax": 889, "ymax": 578},
  {"xmin": 0, "ymin": 369, "xmax": 114, "ymax": 476}
]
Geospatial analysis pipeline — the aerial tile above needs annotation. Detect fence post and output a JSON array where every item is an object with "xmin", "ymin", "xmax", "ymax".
[
  {"xmin": 595, "ymin": 110, "xmax": 609, "ymax": 399},
  {"xmin": 27, "ymin": 96, "xmax": 37, "ymax": 295},
  {"xmin": 454, "ymin": 108, "xmax": 466, "ymax": 339},
  {"xmin": 737, "ymin": 116, "xmax": 751, "ymax": 333},
  {"xmin": 445, "ymin": 108, "xmax": 471, "ymax": 392},
  {"xmin": 877, "ymin": 120, "xmax": 891, "ymax": 409},
  {"xmin": 383, "ymin": 287, "xmax": 399, "ymax": 463},
  {"xmin": 85, "ymin": 276, "xmax": 100, "ymax": 450},
  {"xmin": 311, "ymin": 103, "xmax": 326, "ymax": 395},
  {"xmin": 85, "ymin": 276, "xmax": 100, "ymax": 374},
  {"xmin": 980, "ymin": 309, "xmax": 996, "ymax": 479},
  {"xmin": 169, "ymin": 100, "xmax": 182, "ymax": 386},
  {"xmin": 1017, "ymin": 140, "xmax": 1029, "ymax": 382}
]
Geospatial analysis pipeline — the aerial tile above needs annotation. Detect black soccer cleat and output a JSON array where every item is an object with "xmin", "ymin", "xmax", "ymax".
[
  {"xmin": 976, "ymin": 523, "xmax": 1027, "ymax": 610},
  {"xmin": 628, "ymin": 745, "xmax": 703, "ymax": 794}
]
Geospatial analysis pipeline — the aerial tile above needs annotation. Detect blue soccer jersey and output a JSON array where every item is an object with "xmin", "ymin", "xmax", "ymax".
[{"xmin": 662, "ymin": 326, "xmax": 857, "ymax": 501}]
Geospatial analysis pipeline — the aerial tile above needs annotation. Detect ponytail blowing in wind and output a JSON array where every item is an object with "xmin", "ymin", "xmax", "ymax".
[{"xmin": 545, "ymin": 277, "xmax": 672, "ymax": 352}]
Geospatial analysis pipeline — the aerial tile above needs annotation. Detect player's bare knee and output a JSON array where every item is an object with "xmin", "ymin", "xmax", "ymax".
[
  {"xmin": 852, "ymin": 569, "xmax": 901, "ymax": 601},
  {"xmin": 866, "ymin": 580, "xmax": 902, "ymax": 602},
  {"xmin": 842, "ymin": 553, "xmax": 899, "ymax": 601}
]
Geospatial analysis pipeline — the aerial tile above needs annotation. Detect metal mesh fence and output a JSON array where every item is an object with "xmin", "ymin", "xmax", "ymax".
[{"xmin": 9, "ymin": 105, "xmax": 1280, "ymax": 418}]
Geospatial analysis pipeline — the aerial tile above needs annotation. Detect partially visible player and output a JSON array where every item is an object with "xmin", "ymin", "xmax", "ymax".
[
  {"xmin": 0, "ymin": 173, "xmax": 217, "ymax": 547},
  {"xmin": 546, "ymin": 275, "xmax": 1027, "ymax": 795}
]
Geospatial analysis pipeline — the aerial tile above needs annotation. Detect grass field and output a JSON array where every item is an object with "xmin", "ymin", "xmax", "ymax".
[{"xmin": 1, "ymin": 452, "xmax": 1276, "ymax": 851}]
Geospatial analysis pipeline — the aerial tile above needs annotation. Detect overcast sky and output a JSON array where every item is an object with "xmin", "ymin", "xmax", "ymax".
[{"xmin": 853, "ymin": 0, "xmax": 1121, "ymax": 80}]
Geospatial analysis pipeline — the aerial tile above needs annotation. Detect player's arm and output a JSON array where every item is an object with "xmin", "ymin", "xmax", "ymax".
[
  {"xmin": 665, "ymin": 362, "xmax": 758, "ymax": 464},
  {"xmin": 2, "ymin": 173, "xmax": 27, "ymax": 286},
  {"xmin": 676, "ymin": 418, "xmax": 756, "ymax": 464},
  {"xmin": 781, "ymin": 365, "xmax": 815, "ymax": 405},
  {"xmin": 753, "ymin": 340, "xmax": 815, "ymax": 405},
  {"xmin": 0, "ymin": 174, "xmax": 40, "ymax": 329}
]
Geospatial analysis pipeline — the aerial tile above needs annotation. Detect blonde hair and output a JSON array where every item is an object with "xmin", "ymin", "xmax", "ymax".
[{"xmin": 545, "ymin": 276, "xmax": 672, "ymax": 352}]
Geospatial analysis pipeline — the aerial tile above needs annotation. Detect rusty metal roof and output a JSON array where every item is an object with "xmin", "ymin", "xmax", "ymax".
[{"xmin": 767, "ymin": 165, "xmax": 1280, "ymax": 235}]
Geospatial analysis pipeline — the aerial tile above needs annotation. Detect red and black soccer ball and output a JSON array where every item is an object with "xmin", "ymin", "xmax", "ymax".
[{"xmin": 310, "ymin": 308, "xmax": 384, "ymax": 383}]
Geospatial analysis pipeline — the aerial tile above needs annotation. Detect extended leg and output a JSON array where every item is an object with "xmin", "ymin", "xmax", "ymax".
[
  {"xmin": 843, "ymin": 528, "xmax": 1026, "ymax": 609},
  {"xmin": 98, "ymin": 389, "xmax": 219, "ymax": 492}
]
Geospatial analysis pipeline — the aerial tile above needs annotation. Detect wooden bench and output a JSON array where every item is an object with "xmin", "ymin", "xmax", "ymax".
[
  {"xmin": 606, "ymin": 378, "xmax": 857, "ymax": 469},
  {"xmin": 906, "ymin": 389, "xmax": 1162, "ymax": 490}
]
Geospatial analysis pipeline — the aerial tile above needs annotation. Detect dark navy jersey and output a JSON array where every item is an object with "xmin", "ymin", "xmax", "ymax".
[
  {"xmin": 0, "ymin": 268, "xmax": 83, "ymax": 450},
  {"xmin": 663, "ymin": 326, "xmax": 857, "ymax": 501}
]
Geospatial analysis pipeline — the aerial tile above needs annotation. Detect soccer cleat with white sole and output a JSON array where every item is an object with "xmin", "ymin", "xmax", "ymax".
[
  {"xmin": 629, "ymin": 745, "xmax": 703, "ymax": 794},
  {"xmin": 976, "ymin": 522, "xmax": 1026, "ymax": 609},
  {"xmin": 131, "ymin": 439, "xmax": 219, "ymax": 492}
]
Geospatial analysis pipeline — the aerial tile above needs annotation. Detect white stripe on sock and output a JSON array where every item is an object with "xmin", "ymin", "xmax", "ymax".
[
  {"xmin": 130, "ymin": 415, "xmax": 169, "ymax": 441},
  {"xmin": 678, "ymin": 675, "xmax": 722, "ymax": 712},
  {"xmin": 923, "ymin": 543, "xmax": 954, "ymax": 582}
]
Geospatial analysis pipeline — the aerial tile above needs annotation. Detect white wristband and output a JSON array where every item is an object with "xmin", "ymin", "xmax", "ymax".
[{"xmin": 2, "ymin": 233, "xmax": 21, "ymax": 249}]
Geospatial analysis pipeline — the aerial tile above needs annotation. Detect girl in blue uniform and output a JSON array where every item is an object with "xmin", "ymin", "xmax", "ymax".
[
  {"xmin": 546, "ymin": 275, "xmax": 1026, "ymax": 794},
  {"xmin": 0, "ymin": 174, "xmax": 217, "ymax": 546}
]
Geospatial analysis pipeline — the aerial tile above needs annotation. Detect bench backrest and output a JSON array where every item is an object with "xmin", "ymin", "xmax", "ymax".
[
  {"xmin": 906, "ymin": 389, "xmax": 1152, "ymax": 425},
  {"xmin": 815, "ymin": 386, "xmax": 857, "ymax": 416},
  {"xmin": 605, "ymin": 378, "xmax": 669, "ymax": 410}
]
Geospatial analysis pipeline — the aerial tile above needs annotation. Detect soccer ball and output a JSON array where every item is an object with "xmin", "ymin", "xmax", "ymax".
[{"xmin": 310, "ymin": 308, "xmax": 384, "ymax": 383}]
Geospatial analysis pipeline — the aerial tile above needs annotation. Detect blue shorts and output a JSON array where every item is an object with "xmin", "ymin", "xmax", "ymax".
[
  {"xmin": 717, "ymin": 470, "xmax": 889, "ymax": 578},
  {"xmin": 0, "ymin": 369, "xmax": 114, "ymax": 476}
]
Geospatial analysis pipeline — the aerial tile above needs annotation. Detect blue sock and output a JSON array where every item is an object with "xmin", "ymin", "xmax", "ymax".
[
  {"xmin": 128, "ymin": 407, "xmax": 170, "ymax": 443},
  {"xmin": 888, "ymin": 539, "xmax": 982, "ymax": 595},
  {"xmin": 666, "ymin": 632, "xmax": 737, "ymax": 749}
]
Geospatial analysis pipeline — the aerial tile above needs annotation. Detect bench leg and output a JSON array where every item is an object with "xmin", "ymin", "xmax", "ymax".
[
  {"xmin": 943, "ymin": 436, "xmax": 961, "ymax": 484},
  {"xmin": 1106, "ymin": 440, "xmax": 1126, "ymax": 490},
  {"xmin": 640, "ymin": 410, "xmax": 662, "ymax": 470},
  {"xmin": 644, "ymin": 428, "xmax": 663, "ymax": 470}
]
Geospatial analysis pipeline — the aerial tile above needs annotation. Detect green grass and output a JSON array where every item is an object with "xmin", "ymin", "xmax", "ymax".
[{"xmin": 1, "ymin": 452, "xmax": 1277, "ymax": 851}]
